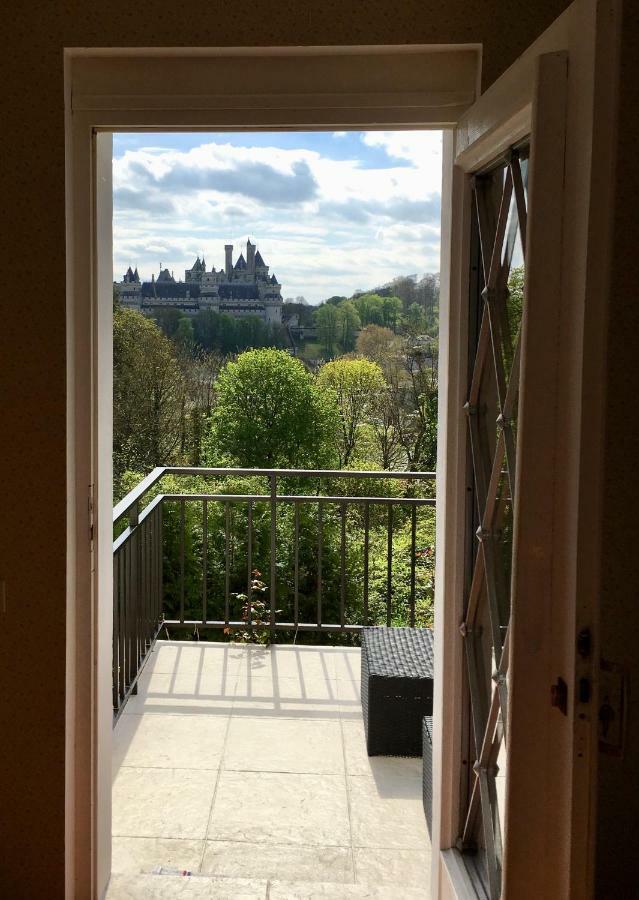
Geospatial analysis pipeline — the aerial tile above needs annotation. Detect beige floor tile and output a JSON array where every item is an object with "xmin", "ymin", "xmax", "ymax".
[
  {"xmin": 208, "ymin": 772, "xmax": 350, "ymax": 847},
  {"xmin": 237, "ymin": 646, "xmax": 336, "ymax": 682},
  {"xmin": 353, "ymin": 848, "xmax": 432, "ymax": 886},
  {"xmin": 342, "ymin": 721, "xmax": 422, "ymax": 779},
  {"xmin": 331, "ymin": 648, "xmax": 361, "ymax": 682},
  {"xmin": 123, "ymin": 669, "xmax": 237, "ymax": 715},
  {"xmin": 112, "ymin": 767, "xmax": 216, "ymax": 839},
  {"xmin": 147, "ymin": 641, "xmax": 245, "ymax": 676},
  {"xmin": 232, "ymin": 675, "xmax": 341, "ymax": 718},
  {"xmin": 268, "ymin": 883, "xmax": 428, "ymax": 899},
  {"xmin": 107, "ymin": 873, "xmax": 267, "ymax": 899},
  {"xmin": 113, "ymin": 713, "xmax": 229, "ymax": 771},
  {"xmin": 348, "ymin": 775, "xmax": 429, "ymax": 849},
  {"xmin": 111, "ymin": 837, "xmax": 204, "ymax": 875},
  {"xmin": 223, "ymin": 717, "xmax": 344, "ymax": 774},
  {"xmin": 335, "ymin": 679, "xmax": 363, "ymax": 721},
  {"xmin": 201, "ymin": 841, "xmax": 353, "ymax": 883}
]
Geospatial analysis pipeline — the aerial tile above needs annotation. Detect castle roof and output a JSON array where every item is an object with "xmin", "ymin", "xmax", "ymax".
[
  {"xmin": 234, "ymin": 253, "xmax": 247, "ymax": 270},
  {"xmin": 218, "ymin": 283, "xmax": 260, "ymax": 300},
  {"xmin": 270, "ymin": 273, "xmax": 278, "ymax": 284},
  {"xmin": 122, "ymin": 266, "xmax": 141, "ymax": 284},
  {"xmin": 139, "ymin": 282, "xmax": 200, "ymax": 299},
  {"xmin": 157, "ymin": 268, "xmax": 175, "ymax": 283},
  {"xmin": 254, "ymin": 250, "xmax": 266, "ymax": 267}
]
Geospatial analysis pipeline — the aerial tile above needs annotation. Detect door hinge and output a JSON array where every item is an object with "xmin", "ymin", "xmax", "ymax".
[
  {"xmin": 577, "ymin": 627, "xmax": 591, "ymax": 659},
  {"xmin": 551, "ymin": 677, "xmax": 568, "ymax": 715}
]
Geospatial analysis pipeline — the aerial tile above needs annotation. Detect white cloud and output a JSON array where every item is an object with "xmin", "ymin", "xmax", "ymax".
[
  {"xmin": 362, "ymin": 130, "xmax": 443, "ymax": 171},
  {"xmin": 113, "ymin": 132, "xmax": 442, "ymax": 303}
]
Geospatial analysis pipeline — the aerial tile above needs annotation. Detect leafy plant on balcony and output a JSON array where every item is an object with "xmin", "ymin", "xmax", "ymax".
[{"xmin": 226, "ymin": 570, "xmax": 281, "ymax": 645}]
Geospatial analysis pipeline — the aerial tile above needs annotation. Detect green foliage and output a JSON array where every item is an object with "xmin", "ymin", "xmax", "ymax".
[
  {"xmin": 113, "ymin": 307, "xmax": 185, "ymax": 490},
  {"xmin": 406, "ymin": 302, "xmax": 425, "ymax": 334},
  {"xmin": 141, "ymin": 475, "xmax": 435, "ymax": 641},
  {"xmin": 317, "ymin": 357, "xmax": 387, "ymax": 467},
  {"xmin": 353, "ymin": 293, "xmax": 385, "ymax": 327},
  {"xmin": 315, "ymin": 303, "xmax": 340, "ymax": 355},
  {"xmin": 506, "ymin": 266, "xmax": 525, "ymax": 345},
  {"xmin": 208, "ymin": 349, "xmax": 340, "ymax": 468},
  {"xmin": 114, "ymin": 270, "xmax": 442, "ymax": 644},
  {"xmin": 192, "ymin": 309, "xmax": 287, "ymax": 354},
  {"xmin": 338, "ymin": 300, "xmax": 361, "ymax": 351}
]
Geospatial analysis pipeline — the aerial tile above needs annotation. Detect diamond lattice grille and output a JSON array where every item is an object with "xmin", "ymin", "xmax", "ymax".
[{"xmin": 460, "ymin": 150, "xmax": 528, "ymax": 899}]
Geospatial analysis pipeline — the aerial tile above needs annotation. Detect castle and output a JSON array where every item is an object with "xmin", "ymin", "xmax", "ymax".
[{"xmin": 115, "ymin": 239, "xmax": 283, "ymax": 324}]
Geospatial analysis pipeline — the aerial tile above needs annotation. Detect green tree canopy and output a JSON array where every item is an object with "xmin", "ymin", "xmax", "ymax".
[
  {"xmin": 113, "ymin": 306, "xmax": 185, "ymax": 486},
  {"xmin": 353, "ymin": 293, "xmax": 385, "ymax": 326},
  {"xmin": 337, "ymin": 300, "xmax": 361, "ymax": 351},
  {"xmin": 315, "ymin": 303, "xmax": 340, "ymax": 355},
  {"xmin": 316, "ymin": 357, "xmax": 387, "ymax": 466},
  {"xmin": 208, "ymin": 349, "xmax": 340, "ymax": 468}
]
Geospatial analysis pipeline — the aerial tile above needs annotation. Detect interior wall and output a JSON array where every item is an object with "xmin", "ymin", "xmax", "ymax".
[
  {"xmin": 595, "ymin": 2, "xmax": 639, "ymax": 895},
  {"xmin": 0, "ymin": 2, "xmax": 574, "ymax": 898}
]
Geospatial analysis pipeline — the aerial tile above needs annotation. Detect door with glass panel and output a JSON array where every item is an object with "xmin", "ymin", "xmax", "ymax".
[{"xmin": 459, "ymin": 150, "xmax": 528, "ymax": 898}]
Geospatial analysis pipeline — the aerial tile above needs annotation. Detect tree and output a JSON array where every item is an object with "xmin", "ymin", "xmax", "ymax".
[
  {"xmin": 315, "ymin": 303, "xmax": 340, "ymax": 355},
  {"xmin": 174, "ymin": 315, "xmax": 195, "ymax": 348},
  {"xmin": 208, "ymin": 349, "xmax": 339, "ymax": 468},
  {"xmin": 355, "ymin": 325, "xmax": 401, "ymax": 372},
  {"xmin": 415, "ymin": 273, "xmax": 439, "ymax": 328},
  {"xmin": 113, "ymin": 306, "xmax": 185, "ymax": 487},
  {"xmin": 353, "ymin": 293, "xmax": 384, "ymax": 326},
  {"xmin": 154, "ymin": 307, "xmax": 188, "ymax": 340},
  {"xmin": 390, "ymin": 275, "xmax": 416, "ymax": 309},
  {"xmin": 178, "ymin": 347, "xmax": 223, "ymax": 466},
  {"xmin": 317, "ymin": 357, "xmax": 386, "ymax": 466},
  {"xmin": 389, "ymin": 339, "xmax": 439, "ymax": 471},
  {"xmin": 381, "ymin": 295, "xmax": 403, "ymax": 330},
  {"xmin": 406, "ymin": 302, "xmax": 425, "ymax": 334},
  {"xmin": 338, "ymin": 300, "xmax": 361, "ymax": 351},
  {"xmin": 369, "ymin": 386, "xmax": 403, "ymax": 469}
]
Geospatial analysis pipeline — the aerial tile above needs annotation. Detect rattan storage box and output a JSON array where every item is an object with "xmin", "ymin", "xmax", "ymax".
[{"xmin": 360, "ymin": 626, "xmax": 434, "ymax": 756}]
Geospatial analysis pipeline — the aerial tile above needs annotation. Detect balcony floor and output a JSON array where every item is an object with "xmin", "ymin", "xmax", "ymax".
[{"xmin": 109, "ymin": 640, "xmax": 431, "ymax": 899}]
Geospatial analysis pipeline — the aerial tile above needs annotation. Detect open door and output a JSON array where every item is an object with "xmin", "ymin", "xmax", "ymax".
[{"xmin": 433, "ymin": 2, "xmax": 607, "ymax": 897}]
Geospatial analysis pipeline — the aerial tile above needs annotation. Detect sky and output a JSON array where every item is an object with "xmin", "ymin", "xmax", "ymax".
[{"xmin": 112, "ymin": 130, "xmax": 443, "ymax": 305}]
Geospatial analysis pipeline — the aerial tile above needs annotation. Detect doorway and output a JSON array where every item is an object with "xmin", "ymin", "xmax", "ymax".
[{"xmin": 66, "ymin": 21, "xmax": 600, "ymax": 897}]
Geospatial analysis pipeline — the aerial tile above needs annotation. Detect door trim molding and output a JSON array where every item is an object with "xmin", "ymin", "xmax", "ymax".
[{"xmin": 64, "ymin": 45, "xmax": 480, "ymax": 899}]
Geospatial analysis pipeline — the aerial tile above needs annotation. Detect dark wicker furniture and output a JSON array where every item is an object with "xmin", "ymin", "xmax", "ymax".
[
  {"xmin": 422, "ymin": 716, "xmax": 433, "ymax": 836},
  {"xmin": 360, "ymin": 626, "xmax": 434, "ymax": 756}
]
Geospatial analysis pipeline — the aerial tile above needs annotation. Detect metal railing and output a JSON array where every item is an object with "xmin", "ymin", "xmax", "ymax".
[{"xmin": 112, "ymin": 466, "xmax": 436, "ymax": 718}]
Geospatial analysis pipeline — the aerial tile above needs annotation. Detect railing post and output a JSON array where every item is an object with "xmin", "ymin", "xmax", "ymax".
[
  {"xmin": 179, "ymin": 498, "xmax": 185, "ymax": 625},
  {"xmin": 202, "ymin": 499, "xmax": 208, "ymax": 625},
  {"xmin": 128, "ymin": 500, "xmax": 139, "ymax": 530},
  {"xmin": 387, "ymin": 503, "xmax": 393, "ymax": 627},
  {"xmin": 340, "ymin": 501, "xmax": 346, "ymax": 629},
  {"xmin": 269, "ymin": 473, "xmax": 277, "ymax": 631}
]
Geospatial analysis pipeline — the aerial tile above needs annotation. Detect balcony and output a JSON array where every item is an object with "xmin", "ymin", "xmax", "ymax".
[{"xmin": 110, "ymin": 468, "xmax": 435, "ymax": 898}]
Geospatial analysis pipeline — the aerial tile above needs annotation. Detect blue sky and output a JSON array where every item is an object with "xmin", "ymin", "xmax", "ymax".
[{"xmin": 113, "ymin": 130, "xmax": 442, "ymax": 304}]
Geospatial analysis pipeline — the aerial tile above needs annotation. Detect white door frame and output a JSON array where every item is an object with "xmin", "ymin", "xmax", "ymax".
[
  {"xmin": 434, "ymin": 0, "xmax": 618, "ymax": 896},
  {"xmin": 64, "ymin": 44, "xmax": 480, "ymax": 898}
]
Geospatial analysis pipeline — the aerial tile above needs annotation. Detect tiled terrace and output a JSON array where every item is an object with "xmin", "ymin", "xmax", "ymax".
[{"xmin": 108, "ymin": 641, "xmax": 431, "ymax": 899}]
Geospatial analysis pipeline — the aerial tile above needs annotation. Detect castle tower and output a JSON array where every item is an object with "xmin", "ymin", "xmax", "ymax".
[
  {"xmin": 224, "ymin": 244, "xmax": 233, "ymax": 278},
  {"xmin": 246, "ymin": 239, "xmax": 256, "ymax": 276}
]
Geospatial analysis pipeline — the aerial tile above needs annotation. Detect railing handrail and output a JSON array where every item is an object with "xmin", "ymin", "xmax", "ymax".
[{"xmin": 114, "ymin": 465, "xmax": 436, "ymax": 525}]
